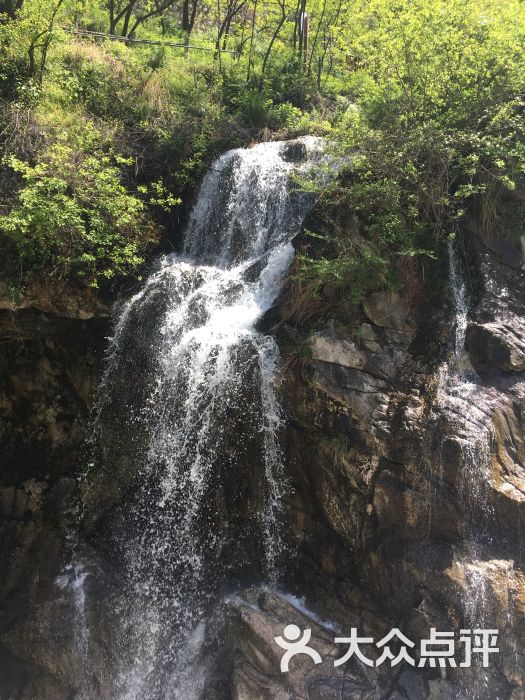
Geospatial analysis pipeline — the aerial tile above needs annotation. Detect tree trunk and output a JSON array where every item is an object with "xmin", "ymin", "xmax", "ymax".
[
  {"xmin": 0, "ymin": 0, "xmax": 24, "ymax": 20},
  {"xmin": 246, "ymin": 0, "xmax": 257, "ymax": 82},
  {"xmin": 182, "ymin": 0, "xmax": 190, "ymax": 30},
  {"xmin": 307, "ymin": 0, "xmax": 325, "ymax": 75},
  {"xmin": 260, "ymin": 1, "xmax": 285, "ymax": 81}
]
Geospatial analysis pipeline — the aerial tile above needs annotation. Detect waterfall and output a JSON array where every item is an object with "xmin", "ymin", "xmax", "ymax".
[
  {"xmin": 426, "ymin": 240, "xmax": 481, "ymax": 531},
  {"xmin": 76, "ymin": 138, "xmax": 322, "ymax": 699},
  {"xmin": 442, "ymin": 240, "xmax": 518, "ymax": 700},
  {"xmin": 436, "ymin": 242, "xmax": 495, "ymax": 624},
  {"xmin": 444, "ymin": 240, "xmax": 494, "ymax": 521},
  {"xmin": 448, "ymin": 237, "xmax": 469, "ymax": 361},
  {"xmin": 421, "ymin": 238, "xmax": 505, "ymax": 696}
]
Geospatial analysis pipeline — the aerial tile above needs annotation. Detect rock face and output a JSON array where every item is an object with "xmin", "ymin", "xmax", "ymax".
[
  {"xmin": 0, "ymin": 210, "xmax": 525, "ymax": 700},
  {"xmin": 0, "ymin": 302, "xmax": 110, "ymax": 697},
  {"xmin": 246, "ymin": 224, "xmax": 525, "ymax": 698},
  {"xmin": 225, "ymin": 588, "xmax": 392, "ymax": 700},
  {"xmin": 0, "ymin": 280, "xmax": 110, "ymax": 320}
]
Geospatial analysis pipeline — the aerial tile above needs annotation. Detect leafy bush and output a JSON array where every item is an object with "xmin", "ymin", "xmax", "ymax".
[
  {"xmin": 0, "ymin": 124, "xmax": 159, "ymax": 286},
  {"xmin": 0, "ymin": 36, "xmax": 235, "ymax": 290},
  {"xmin": 3, "ymin": 0, "xmax": 523, "ymax": 309},
  {"xmin": 297, "ymin": 248, "xmax": 394, "ymax": 304},
  {"xmin": 300, "ymin": 0, "xmax": 525, "ymax": 305}
]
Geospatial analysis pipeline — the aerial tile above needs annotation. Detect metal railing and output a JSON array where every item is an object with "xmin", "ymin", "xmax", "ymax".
[{"xmin": 65, "ymin": 27, "xmax": 238, "ymax": 56}]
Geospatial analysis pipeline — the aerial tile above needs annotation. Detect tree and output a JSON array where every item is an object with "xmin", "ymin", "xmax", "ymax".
[
  {"xmin": 182, "ymin": 0, "xmax": 199, "ymax": 48},
  {"xmin": 0, "ymin": 0, "xmax": 65, "ymax": 80},
  {"xmin": 29, "ymin": 0, "xmax": 64, "ymax": 80},
  {"xmin": 215, "ymin": 0, "xmax": 247, "ymax": 63},
  {"xmin": 105, "ymin": 0, "xmax": 178, "ymax": 37},
  {"xmin": 260, "ymin": 0, "xmax": 286, "ymax": 79},
  {"xmin": 0, "ymin": 0, "xmax": 24, "ymax": 21}
]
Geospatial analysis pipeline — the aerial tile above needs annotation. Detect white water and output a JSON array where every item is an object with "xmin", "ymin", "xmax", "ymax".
[
  {"xmin": 443, "ymin": 241, "xmax": 494, "ymax": 521},
  {"xmin": 427, "ymin": 241, "xmax": 491, "ymax": 529},
  {"xmin": 75, "ymin": 138, "xmax": 323, "ymax": 699},
  {"xmin": 419, "ymin": 239, "xmax": 510, "ymax": 699},
  {"xmin": 56, "ymin": 563, "xmax": 89, "ymax": 662},
  {"xmin": 435, "ymin": 242, "xmax": 497, "ymax": 634},
  {"xmin": 448, "ymin": 237, "xmax": 469, "ymax": 360},
  {"xmin": 436, "ymin": 240, "xmax": 521, "ymax": 700}
]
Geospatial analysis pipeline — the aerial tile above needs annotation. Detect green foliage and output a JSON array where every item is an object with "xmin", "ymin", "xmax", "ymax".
[
  {"xmin": 2, "ymin": 0, "xmax": 525, "ymax": 307},
  {"xmin": 228, "ymin": 87, "xmax": 313, "ymax": 131},
  {"xmin": 0, "ymin": 0, "xmax": 341, "ymax": 291},
  {"xmin": 0, "ymin": 124, "xmax": 159, "ymax": 285},
  {"xmin": 297, "ymin": 248, "xmax": 394, "ymax": 304},
  {"xmin": 299, "ymin": 0, "xmax": 525, "ymax": 305}
]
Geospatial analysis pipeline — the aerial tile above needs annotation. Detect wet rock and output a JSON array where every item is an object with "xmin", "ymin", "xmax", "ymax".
[
  {"xmin": 467, "ymin": 321, "xmax": 525, "ymax": 372},
  {"xmin": 373, "ymin": 469, "xmax": 461, "ymax": 541},
  {"xmin": 0, "ymin": 280, "xmax": 110, "ymax": 320},
  {"xmin": 309, "ymin": 325, "xmax": 408, "ymax": 381},
  {"xmin": 226, "ymin": 588, "xmax": 390, "ymax": 700},
  {"xmin": 304, "ymin": 360, "xmax": 393, "ymax": 442},
  {"xmin": 363, "ymin": 291, "xmax": 414, "ymax": 333},
  {"xmin": 0, "ymin": 306, "xmax": 108, "ymax": 696},
  {"xmin": 398, "ymin": 668, "xmax": 427, "ymax": 700},
  {"xmin": 0, "ymin": 648, "xmax": 68, "ymax": 700},
  {"xmin": 427, "ymin": 679, "xmax": 457, "ymax": 700},
  {"xmin": 466, "ymin": 249, "xmax": 525, "ymax": 373},
  {"xmin": 277, "ymin": 217, "xmax": 525, "ymax": 698},
  {"xmin": 281, "ymin": 140, "xmax": 307, "ymax": 163},
  {"xmin": 0, "ymin": 479, "xmax": 46, "ymax": 521}
]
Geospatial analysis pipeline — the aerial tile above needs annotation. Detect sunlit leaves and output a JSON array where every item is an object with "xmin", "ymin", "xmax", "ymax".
[{"xmin": 0, "ymin": 125, "xmax": 159, "ymax": 285}]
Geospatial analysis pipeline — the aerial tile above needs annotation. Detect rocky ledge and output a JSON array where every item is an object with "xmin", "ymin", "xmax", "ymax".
[{"xmin": 237, "ymin": 226, "xmax": 525, "ymax": 698}]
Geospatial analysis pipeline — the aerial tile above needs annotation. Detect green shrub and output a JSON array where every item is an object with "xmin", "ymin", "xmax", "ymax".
[
  {"xmin": 297, "ymin": 248, "xmax": 394, "ymax": 304},
  {"xmin": 0, "ymin": 123, "xmax": 159, "ymax": 286},
  {"xmin": 303, "ymin": 0, "xmax": 525, "ymax": 305}
]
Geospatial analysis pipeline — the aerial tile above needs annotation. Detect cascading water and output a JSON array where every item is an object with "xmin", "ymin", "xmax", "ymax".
[
  {"xmin": 71, "ymin": 138, "xmax": 322, "ymax": 699},
  {"xmin": 432, "ymin": 241, "xmax": 495, "ymax": 622},
  {"xmin": 426, "ymin": 240, "xmax": 487, "ymax": 531},
  {"xmin": 430, "ymin": 239, "xmax": 517, "ymax": 696},
  {"xmin": 444, "ymin": 239, "xmax": 494, "ymax": 521}
]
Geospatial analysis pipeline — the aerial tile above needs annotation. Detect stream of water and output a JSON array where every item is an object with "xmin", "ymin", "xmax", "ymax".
[
  {"xmin": 433, "ymin": 241, "xmax": 495, "ymax": 625},
  {"xmin": 64, "ymin": 138, "xmax": 322, "ymax": 699}
]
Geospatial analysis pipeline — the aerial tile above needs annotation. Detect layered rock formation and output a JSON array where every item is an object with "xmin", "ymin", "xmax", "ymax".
[
  {"xmin": 229, "ymin": 220, "xmax": 525, "ymax": 697},
  {"xmin": 0, "ymin": 296, "xmax": 110, "ymax": 698},
  {"xmin": 0, "ymin": 203, "xmax": 524, "ymax": 698}
]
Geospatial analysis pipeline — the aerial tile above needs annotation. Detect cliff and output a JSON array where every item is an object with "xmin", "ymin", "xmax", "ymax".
[
  {"xmin": 228, "ymin": 212, "xmax": 525, "ymax": 699},
  {"xmin": 0, "ymin": 192, "xmax": 524, "ymax": 700}
]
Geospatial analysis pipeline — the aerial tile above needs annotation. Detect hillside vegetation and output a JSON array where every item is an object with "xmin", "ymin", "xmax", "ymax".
[{"xmin": 0, "ymin": 0, "xmax": 524, "ymax": 302}]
